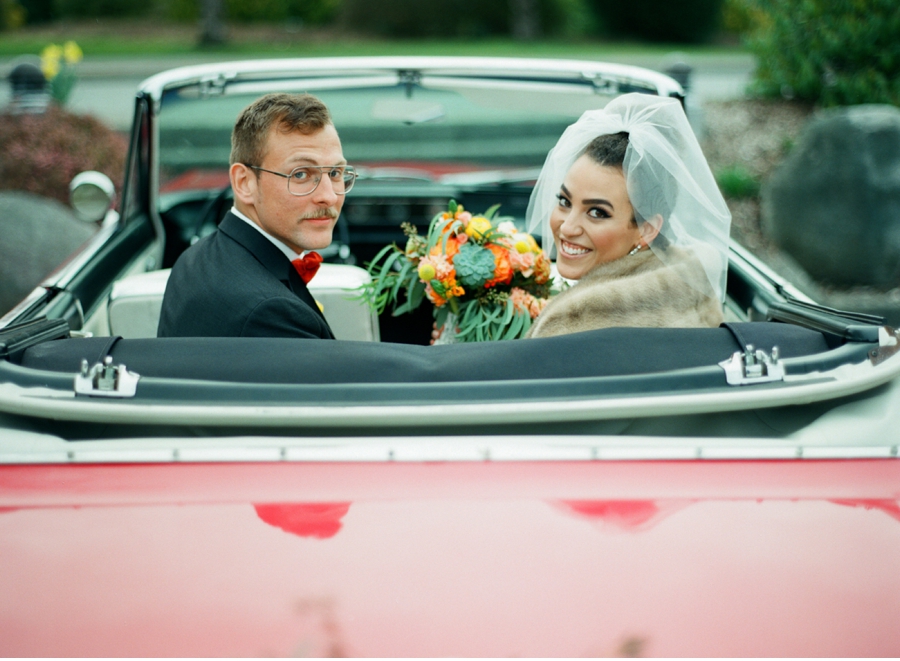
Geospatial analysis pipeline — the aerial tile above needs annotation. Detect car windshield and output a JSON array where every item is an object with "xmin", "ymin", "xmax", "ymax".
[{"xmin": 156, "ymin": 74, "xmax": 631, "ymax": 195}]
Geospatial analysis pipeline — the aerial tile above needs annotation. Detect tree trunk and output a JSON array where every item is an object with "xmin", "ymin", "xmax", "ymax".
[
  {"xmin": 510, "ymin": 0, "xmax": 540, "ymax": 41},
  {"xmin": 199, "ymin": 0, "xmax": 226, "ymax": 46}
]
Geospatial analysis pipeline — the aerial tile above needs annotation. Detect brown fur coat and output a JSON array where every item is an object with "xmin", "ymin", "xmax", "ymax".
[{"xmin": 526, "ymin": 247, "xmax": 723, "ymax": 338}]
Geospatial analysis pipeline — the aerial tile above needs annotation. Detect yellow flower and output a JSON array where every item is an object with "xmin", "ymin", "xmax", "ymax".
[
  {"xmin": 63, "ymin": 41, "xmax": 83, "ymax": 65},
  {"xmin": 40, "ymin": 44, "xmax": 62, "ymax": 79},
  {"xmin": 465, "ymin": 216, "xmax": 492, "ymax": 241},
  {"xmin": 513, "ymin": 232, "xmax": 540, "ymax": 254},
  {"xmin": 418, "ymin": 263, "xmax": 437, "ymax": 281}
]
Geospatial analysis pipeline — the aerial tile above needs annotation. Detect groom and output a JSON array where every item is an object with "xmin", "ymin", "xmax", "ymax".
[{"xmin": 158, "ymin": 93, "xmax": 352, "ymax": 339}]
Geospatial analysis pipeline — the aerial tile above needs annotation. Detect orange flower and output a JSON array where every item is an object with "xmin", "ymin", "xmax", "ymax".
[
  {"xmin": 533, "ymin": 252, "xmax": 551, "ymax": 284},
  {"xmin": 425, "ymin": 278, "xmax": 464, "ymax": 307},
  {"xmin": 425, "ymin": 283, "xmax": 448, "ymax": 307},
  {"xmin": 484, "ymin": 244, "xmax": 513, "ymax": 289}
]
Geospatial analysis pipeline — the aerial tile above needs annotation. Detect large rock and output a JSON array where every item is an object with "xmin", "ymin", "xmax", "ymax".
[
  {"xmin": 0, "ymin": 191, "xmax": 96, "ymax": 317},
  {"xmin": 762, "ymin": 104, "xmax": 900, "ymax": 288}
]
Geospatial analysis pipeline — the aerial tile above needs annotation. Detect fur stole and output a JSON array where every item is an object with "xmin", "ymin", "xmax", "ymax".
[{"xmin": 526, "ymin": 247, "xmax": 723, "ymax": 338}]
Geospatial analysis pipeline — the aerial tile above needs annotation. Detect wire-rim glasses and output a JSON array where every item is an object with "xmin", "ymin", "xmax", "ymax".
[{"xmin": 247, "ymin": 164, "xmax": 357, "ymax": 196}]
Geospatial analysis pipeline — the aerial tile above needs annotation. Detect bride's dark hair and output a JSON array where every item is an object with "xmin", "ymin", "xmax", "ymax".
[
  {"xmin": 581, "ymin": 131, "xmax": 673, "ymax": 246},
  {"xmin": 583, "ymin": 131, "xmax": 629, "ymax": 168}
]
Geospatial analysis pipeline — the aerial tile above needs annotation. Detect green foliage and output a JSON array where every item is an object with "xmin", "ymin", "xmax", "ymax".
[
  {"xmin": 225, "ymin": 0, "xmax": 340, "ymax": 25},
  {"xmin": 720, "ymin": 0, "xmax": 765, "ymax": 35},
  {"xmin": 553, "ymin": 0, "xmax": 599, "ymax": 37},
  {"xmin": 156, "ymin": 0, "xmax": 196, "ymax": 21},
  {"xmin": 17, "ymin": 0, "xmax": 53, "ymax": 22},
  {"xmin": 340, "ymin": 0, "xmax": 507, "ymax": 37},
  {"xmin": 0, "ymin": 106, "xmax": 128, "ymax": 205},
  {"xmin": 715, "ymin": 165, "xmax": 760, "ymax": 199},
  {"xmin": 1, "ymin": 0, "xmax": 26, "ymax": 29},
  {"xmin": 743, "ymin": 0, "xmax": 900, "ymax": 106},
  {"xmin": 588, "ymin": 0, "xmax": 723, "ymax": 43},
  {"xmin": 54, "ymin": 0, "xmax": 150, "ymax": 17},
  {"xmin": 340, "ymin": 0, "xmax": 570, "ymax": 38}
]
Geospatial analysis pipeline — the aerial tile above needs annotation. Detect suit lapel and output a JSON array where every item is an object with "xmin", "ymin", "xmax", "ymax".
[{"xmin": 219, "ymin": 213, "xmax": 333, "ymax": 329}]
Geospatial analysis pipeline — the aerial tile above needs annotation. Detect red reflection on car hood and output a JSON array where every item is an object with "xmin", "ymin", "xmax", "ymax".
[{"xmin": 254, "ymin": 502, "xmax": 351, "ymax": 539}]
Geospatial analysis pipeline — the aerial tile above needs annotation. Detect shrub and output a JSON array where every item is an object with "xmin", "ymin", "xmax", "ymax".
[
  {"xmin": 224, "ymin": 0, "xmax": 340, "ymax": 25},
  {"xmin": 0, "ymin": 107, "xmax": 128, "ymax": 205},
  {"xmin": 340, "ymin": 0, "xmax": 567, "ymax": 38},
  {"xmin": 18, "ymin": 0, "xmax": 53, "ymax": 22},
  {"xmin": 588, "ymin": 0, "xmax": 723, "ymax": 43},
  {"xmin": 715, "ymin": 164, "xmax": 760, "ymax": 199},
  {"xmin": 1, "ymin": 0, "xmax": 26, "ymax": 29},
  {"xmin": 743, "ymin": 0, "xmax": 900, "ymax": 106},
  {"xmin": 340, "ymin": 0, "xmax": 507, "ymax": 37},
  {"xmin": 53, "ymin": 0, "xmax": 151, "ymax": 17}
]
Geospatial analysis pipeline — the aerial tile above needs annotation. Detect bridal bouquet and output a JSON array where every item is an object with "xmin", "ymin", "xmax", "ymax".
[{"xmin": 365, "ymin": 200, "xmax": 553, "ymax": 342}]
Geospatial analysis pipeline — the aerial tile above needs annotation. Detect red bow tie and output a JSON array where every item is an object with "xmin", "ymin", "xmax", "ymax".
[{"xmin": 291, "ymin": 251, "xmax": 323, "ymax": 284}]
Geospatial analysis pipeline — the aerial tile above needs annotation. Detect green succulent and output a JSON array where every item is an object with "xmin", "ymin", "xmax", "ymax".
[{"xmin": 453, "ymin": 243, "xmax": 496, "ymax": 289}]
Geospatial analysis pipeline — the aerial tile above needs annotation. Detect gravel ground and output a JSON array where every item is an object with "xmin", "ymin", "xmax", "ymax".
[{"xmin": 700, "ymin": 98, "xmax": 814, "ymax": 258}]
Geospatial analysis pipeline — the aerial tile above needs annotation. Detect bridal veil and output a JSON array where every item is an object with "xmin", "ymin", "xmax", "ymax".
[{"xmin": 526, "ymin": 93, "xmax": 732, "ymax": 303}]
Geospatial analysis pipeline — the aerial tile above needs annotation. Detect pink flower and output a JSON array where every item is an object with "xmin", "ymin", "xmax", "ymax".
[
  {"xmin": 530, "ymin": 297, "xmax": 549, "ymax": 319},
  {"xmin": 509, "ymin": 250, "xmax": 535, "ymax": 277},
  {"xmin": 510, "ymin": 287, "xmax": 534, "ymax": 313}
]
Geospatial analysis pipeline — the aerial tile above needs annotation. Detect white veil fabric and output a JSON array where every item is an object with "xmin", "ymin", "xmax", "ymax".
[{"xmin": 526, "ymin": 93, "xmax": 732, "ymax": 303}]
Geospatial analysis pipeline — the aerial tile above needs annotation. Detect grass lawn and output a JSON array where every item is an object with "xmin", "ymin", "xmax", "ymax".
[{"xmin": 0, "ymin": 19, "xmax": 748, "ymax": 59}]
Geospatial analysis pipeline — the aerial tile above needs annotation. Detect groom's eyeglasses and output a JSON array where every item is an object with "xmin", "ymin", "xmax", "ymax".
[{"xmin": 247, "ymin": 164, "xmax": 357, "ymax": 196}]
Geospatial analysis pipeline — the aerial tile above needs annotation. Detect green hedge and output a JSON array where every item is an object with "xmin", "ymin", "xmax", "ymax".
[
  {"xmin": 744, "ymin": 0, "xmax": 900, "ymax": 106},
  {"xmin": 17, "ymin": 0, "xmax": 340, "ymax": 24},
  {"xmin": 339, "ymin": 0, "xmax": 570, "ymax": 38},
  {"xmin": 226, "ymin": 0, "xmax": 340, "ymax": 24},
  {"xmin": 340, "ymin": 0, "xmax": 507, "ymax": 38},
  {"xmin": 589, "ymin": 0, "xmax": 723, "ymax": 43}
]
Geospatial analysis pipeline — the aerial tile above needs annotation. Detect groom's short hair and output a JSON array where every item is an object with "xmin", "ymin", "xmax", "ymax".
[{"xmin": 231, "ymin": 93, "xmax": 332, "ymax": 168}]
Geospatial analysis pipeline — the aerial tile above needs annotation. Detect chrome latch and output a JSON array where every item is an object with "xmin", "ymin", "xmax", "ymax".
[
  {"xmin": 719, "ymin": 345, "xmax": 784, "ymax": 386},
  {"xmin": 74, "ymin": 356, "xmax": 140, "ymax": 398},
  {"xmin": 871, "ymin": 326, "xmax": 900, "ymax": 365}
]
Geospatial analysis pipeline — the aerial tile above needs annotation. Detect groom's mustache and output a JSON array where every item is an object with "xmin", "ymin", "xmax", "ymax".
[{"xmin": 299, "ymin": 207, "xmax": 339, "ymax": 220}]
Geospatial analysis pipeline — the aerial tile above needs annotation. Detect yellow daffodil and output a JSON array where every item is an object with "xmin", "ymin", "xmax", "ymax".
[
  {"xmin": 40, "ymin": 44, "xmax": 63, "ymax": 79},
  {"xmin": 63, "ymin": 41, "xmax": 83, "ymax": 65}
]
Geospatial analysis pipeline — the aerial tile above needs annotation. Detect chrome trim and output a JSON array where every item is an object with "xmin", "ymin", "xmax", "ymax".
[
  {"xmin": 138, "ymin": 56, "xmax": 683, "ymax": 101},
  {"xmin": 728, "ymin": 240, "xmax": 815, "ymax": 304},
  {"xmin": 0, "ymin": 434, "xmax": 897, "ymax": 465}
]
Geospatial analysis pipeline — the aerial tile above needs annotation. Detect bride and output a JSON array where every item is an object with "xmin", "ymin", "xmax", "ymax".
[{"xmin": 524, "ymin": 93, "xmax": 732, "ymax": 338}]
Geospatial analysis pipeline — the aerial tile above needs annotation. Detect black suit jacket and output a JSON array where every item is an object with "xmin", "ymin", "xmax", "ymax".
[{"xmin": 157, "ymin": 212, "xmax": 335, "ymax": 339}]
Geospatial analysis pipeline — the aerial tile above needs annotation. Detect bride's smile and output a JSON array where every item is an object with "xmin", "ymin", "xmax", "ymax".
[{"xmin": 558, "ymin": 239, "xmax": 591, "ymax": 256}]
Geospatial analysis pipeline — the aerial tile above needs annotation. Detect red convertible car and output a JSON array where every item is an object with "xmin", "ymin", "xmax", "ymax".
[{"xmin": 0, "ymin": 57, "xmax": 898, "ymax": 657}]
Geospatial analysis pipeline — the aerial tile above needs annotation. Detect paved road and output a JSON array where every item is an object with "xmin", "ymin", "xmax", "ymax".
[{"xmin": 1, "ymin": 52, "xmax": 754, "ymax": 132}]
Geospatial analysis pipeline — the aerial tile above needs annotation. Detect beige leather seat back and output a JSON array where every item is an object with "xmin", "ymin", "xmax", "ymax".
[{"xmin": 107, "ymin": 265, "xmax": 380, "ymax": 341}]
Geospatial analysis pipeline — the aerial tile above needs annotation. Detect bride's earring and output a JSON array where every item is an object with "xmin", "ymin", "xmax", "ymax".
[{"xmin": 628, "ymin": 244, "xmax": 642, "ymax": 256}]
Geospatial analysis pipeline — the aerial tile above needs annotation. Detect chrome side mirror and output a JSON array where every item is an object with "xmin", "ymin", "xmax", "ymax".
[{"xmin": 69, "ymin": 171, "xmax": 115, "ymax": 223}]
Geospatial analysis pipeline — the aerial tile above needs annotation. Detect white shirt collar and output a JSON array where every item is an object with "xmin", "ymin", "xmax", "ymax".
[{"xmin": 230, "ymin": 206, "xmax": 307, "ymax": 261}]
